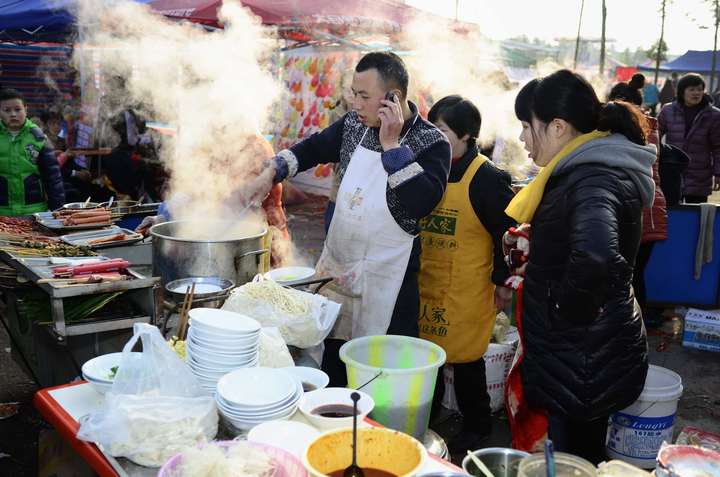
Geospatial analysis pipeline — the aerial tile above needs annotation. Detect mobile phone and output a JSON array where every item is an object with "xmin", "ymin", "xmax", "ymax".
[{"xmin": 384, "ymin": 91, "xmax": 397, "ymax": 102}]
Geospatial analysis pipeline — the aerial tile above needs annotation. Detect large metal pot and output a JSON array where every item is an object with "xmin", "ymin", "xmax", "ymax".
[{"xmin": 150, "ymin": 220, "xmax": 268, "ymax": 286}]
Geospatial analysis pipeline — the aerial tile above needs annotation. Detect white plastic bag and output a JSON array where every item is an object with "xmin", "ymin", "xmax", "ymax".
[
  {"xmin": 258, "ymin": 327, "xmax": 295, "ymax": 368},
  {"xmin": 222, "ymin": 280, "xmax": 340, "ymax": 348},
  {"xmin": 77, "ymin": 323, "xmax": 218, "ymax": 467}
]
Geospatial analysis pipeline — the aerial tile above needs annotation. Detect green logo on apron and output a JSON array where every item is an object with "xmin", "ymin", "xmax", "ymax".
[{"xmin": 420, "ymin": 214, "xmax": 457, "ymax": 236}]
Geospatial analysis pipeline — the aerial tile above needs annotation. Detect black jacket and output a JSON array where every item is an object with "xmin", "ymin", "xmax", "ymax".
[{"xmin": 521, "ymin": 160, "xmax": 650, "ymax": 420}]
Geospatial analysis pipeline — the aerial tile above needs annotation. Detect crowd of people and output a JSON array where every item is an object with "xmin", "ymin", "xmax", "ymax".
[
  {"xmin": 268, "ymin": 53, "xmax": 720, "ymax": 462},
  {"xmin": 0, "ymin": 87, "xmax": 164, "ymax": 214},
  {"xmin": 2, "ymin": 51, "xmax": 719, "ymax": 463}
]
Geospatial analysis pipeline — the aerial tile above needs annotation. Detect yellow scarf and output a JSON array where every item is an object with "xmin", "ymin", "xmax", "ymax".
[{"xmin": 505, "ymin": 130, "xmax": 610, "ymax": 223}]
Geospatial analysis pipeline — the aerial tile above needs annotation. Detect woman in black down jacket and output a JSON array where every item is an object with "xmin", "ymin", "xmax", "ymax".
[{"xmin": 506, "ymin": 70, "xmax": 654, "ymax": 464}]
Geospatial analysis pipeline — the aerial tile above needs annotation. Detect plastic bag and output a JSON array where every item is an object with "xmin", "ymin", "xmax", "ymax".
[
  {"xmin": 222, "ymin": 280, "xmax": 340, "ymax": 348},
  {"xmin": 77, "ymin": 323, "xmax": 218, "ymax": 467},
  {"xmin": 258, "ymin": 327, "xmax": 295, "ymax": 368}
]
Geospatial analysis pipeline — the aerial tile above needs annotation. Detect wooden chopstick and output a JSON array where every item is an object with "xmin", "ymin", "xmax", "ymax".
[{"xmin": 177, "ymin": 283, "xmax": 196, "ymax": 341}]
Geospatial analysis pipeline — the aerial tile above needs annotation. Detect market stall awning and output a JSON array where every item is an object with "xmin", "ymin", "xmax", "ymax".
[
  {"xmin": 0, "ymin": 0, "xmax": 76, "ymax": 43},
  {"xmin": 0, "ymin": 0, "xmax": 153, "ymax": 43},
  {"xmin": 150, "ymin": 0, "xmax": 414, "ymax": 33},
  {"xmin": 637, "ymin": 50, "xmax": 720, "ymax": 74}
]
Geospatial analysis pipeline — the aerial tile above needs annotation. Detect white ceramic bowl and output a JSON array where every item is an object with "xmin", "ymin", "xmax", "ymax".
[
  {"xmin": 188, "ymin": 351, "xmax": 258, "ymax": 369},
  {"xmin": 216, "ymin": 378, "xmax": 301, "ymax": 415},
  {"xmin": 298, "ymin": 387, "xmax": 375, "ymax": 431},
  {"xmin": 187, "ymin": 342, "xmax": 258, "ymax": 358},
  {"xmin": 84, "ymin": 375, "xmax": 113, "ymax": 394},
  {"xmin": 217, "ymin": 367, "xmax": 297, "ymax": 408},
  {"xmin": 188, "ymin": 308, "xmax": 261, "ymax": 334},
  {"xmin": 282, "ymin": 367, "xmax": 330, "ymax": 392},
  {"xmin": 81, "ymin": 352, "xmax": 141, "ymax": 383},
  {"xmin": 265, "ymin": 266, "xmax": 316, "ymax": 286},
  {"xmin": 188, "ymin": 326, "xmax": 260, "ymax": 343},
  {"xmin": 217, "ymin": 399, "xmax": 299, "ymax": 421},
  {"xmin": 248, "ymin": 420, "xmax": 320, "ymax": 458}
]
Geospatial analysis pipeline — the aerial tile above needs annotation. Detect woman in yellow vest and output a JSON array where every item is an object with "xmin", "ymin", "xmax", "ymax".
[{"xmin": 421, "ymin": 96, "xmax": 515, "ymax": 452}]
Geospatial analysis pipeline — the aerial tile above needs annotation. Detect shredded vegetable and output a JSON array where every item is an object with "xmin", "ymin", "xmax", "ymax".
[
  {"xmin": 231, "ymin": 280, "xmax": 310, "ymax": 316},
  {"xmin": 171, "ymin": 441, "xmax": 273, "ymax": 477}
]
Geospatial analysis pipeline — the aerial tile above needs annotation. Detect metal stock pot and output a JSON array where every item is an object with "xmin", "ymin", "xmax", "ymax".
[{"xmin": 150, "ymin": 220, "xmax": 268, "ymax": 286}]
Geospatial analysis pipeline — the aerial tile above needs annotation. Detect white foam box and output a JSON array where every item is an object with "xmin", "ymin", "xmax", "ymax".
[{"xmin": 682, "ymin": 308, "xmax": 720, "ymax": 352}]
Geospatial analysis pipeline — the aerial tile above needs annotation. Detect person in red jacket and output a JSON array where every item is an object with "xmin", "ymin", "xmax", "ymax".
[{"xmin": 608, "ymin": 87, "xmax": 668, "ymax": 324}]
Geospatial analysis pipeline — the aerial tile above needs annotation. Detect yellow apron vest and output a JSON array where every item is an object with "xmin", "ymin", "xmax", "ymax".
[{"xmin": 418, "ymin": 155, "xmax": 496, "ymax": 363}]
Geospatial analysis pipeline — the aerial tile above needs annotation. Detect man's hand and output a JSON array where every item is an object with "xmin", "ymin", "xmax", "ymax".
[
  {"xmin": 135, "ymin": 215, "xmax": 162, "ymax": 236},
  {"xmin": 378, "ymin": 95, "xmax": 403, "ymax": 151},
  {"xmin": 714, "ymin": 176, "xmax": 720, "ymax": 191},
  {"xmin": 226, "ymin": 160, "xmax": 276, "ymax": 213}
]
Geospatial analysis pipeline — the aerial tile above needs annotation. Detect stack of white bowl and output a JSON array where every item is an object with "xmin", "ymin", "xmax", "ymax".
[
  {"xmin": 215, "ymin": 367, "xmax": 303, "ymax": 431},
  {"xmin": 186, "ymin": 308, "xmax": 261, "ymax": 394}
]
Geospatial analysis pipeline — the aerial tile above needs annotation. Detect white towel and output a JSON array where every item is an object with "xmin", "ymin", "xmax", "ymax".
[{"xmin": 694, "ymin": 204, "xmax": 716, "ymax": 280}]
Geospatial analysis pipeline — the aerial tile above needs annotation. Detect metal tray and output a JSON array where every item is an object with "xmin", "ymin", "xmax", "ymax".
[
  {"xmin": 60, "ymin": 226, "xmax": 144, "ymax": 249},
  {"xmin": 34, "ymin": 212, "xmax": 116, "ymax": 232}
]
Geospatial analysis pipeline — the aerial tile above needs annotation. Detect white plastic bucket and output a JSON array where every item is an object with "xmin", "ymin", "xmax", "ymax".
[
  {"xmin": 606, "ymin": 365, "xmax": 684, "ymax": 468},
  {"xmin": 339, "ymin": 335, "xmax": 446, "ymax": 439}
]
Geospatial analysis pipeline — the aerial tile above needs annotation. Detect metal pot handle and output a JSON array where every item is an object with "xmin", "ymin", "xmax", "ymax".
[{"xmin": 238, "ymin": 249, "xmax": 269, "ymax": 259}]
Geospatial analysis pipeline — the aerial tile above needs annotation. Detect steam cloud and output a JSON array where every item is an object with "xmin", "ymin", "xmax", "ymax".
[{"xmin": 74, "ymin": 0, "xmax": 281, "ymax": 239}]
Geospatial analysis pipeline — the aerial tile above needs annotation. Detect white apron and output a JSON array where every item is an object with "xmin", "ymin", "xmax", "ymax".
[{"xmin": 316, "ymin": 127, "xmax": 416, "ymax": 340}]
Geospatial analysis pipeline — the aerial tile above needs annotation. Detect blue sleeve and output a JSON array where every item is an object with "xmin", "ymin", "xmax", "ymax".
[
  {"xmin": 37, "ymin": 143, "xmax": 65, "ymax": 209},
  {"xmin": 387, "ymin": 140, "xmax": 451, "ymax": 219}
]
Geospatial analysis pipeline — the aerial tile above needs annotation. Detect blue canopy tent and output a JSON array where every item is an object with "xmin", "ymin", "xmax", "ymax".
[
  {"xmin": 0, "ymin": 0, "xmax": 77, "ymax": 43},
  {"xmin": 0, "ymin": 0, "xmax": 153, "ymax": 43},
  {"xmin": 637, "ymin": 50, "xmax": 720, "ymax": 74}
]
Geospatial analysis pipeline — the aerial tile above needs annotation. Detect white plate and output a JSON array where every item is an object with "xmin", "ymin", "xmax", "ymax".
[
  {"xmin": 81, "ymin": 352, "xmax": 141, "ymax": 383},
  {"xmin": 282, "ymin": 366, "xmax": 329, "ymax": 392},
  {"xmin": 264, "ymin": 266, "xmax": 316, "ymax": 286},
  {"xmin": 189, "ymin": 308, "xmax": 261, "ymax": 334},
  {"xmin": 248, "ymin": 421, "xmax": 320, "ymax": 457},
  {"xmin": 217, "ymin": 367, "xmax": 297, "ymax": 408}
]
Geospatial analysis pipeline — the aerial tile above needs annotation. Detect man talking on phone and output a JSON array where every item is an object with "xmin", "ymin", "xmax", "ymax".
[{"xmin": 269, "ymin": 52, "xmax": 451, "ymax": 385}]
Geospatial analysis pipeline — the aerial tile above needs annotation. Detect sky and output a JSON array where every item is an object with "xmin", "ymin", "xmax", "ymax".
[{"xmin": 406, "ymin": 0, "xmax": 716, "ymax": 55}]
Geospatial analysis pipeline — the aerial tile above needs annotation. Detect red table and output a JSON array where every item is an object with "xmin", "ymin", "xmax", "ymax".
[
  {"xmin": 35, "ymin": 382, "xmax": 121, "ymax": 476},
  {"xmin": 35, "ymin": 382, "xmax": 463, "ymax": 477}
]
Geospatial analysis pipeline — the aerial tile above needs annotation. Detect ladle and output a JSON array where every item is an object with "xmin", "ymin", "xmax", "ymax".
[{"xmin": 343, "ymin": 392, "xmax": 364, "ymax": 477}]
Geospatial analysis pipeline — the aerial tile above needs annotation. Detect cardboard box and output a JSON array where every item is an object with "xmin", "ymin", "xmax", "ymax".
[{"xmin": 683, "ymin": 308, "xmax": 720, "ymax": 353}]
